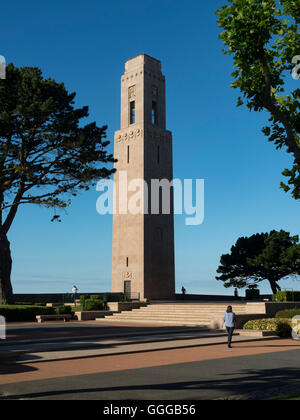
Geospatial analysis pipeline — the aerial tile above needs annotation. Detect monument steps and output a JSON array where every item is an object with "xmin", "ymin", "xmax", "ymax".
[
  {"xmin": 105, "ymin": 314, "xmax": 213, "ymax": 321},
  {"xmin": 100, "ymin": 302, "xmax": 248, "ymax": 326},
  {"xmin": 96, "ymin": 318, "xmax": 211, "ymax": 327},
  {"xmin": 130, "ymin": 308, "xmax": 246, "ymax": 314}
]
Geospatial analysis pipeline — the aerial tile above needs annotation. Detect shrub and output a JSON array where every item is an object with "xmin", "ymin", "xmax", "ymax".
[
  {"xmin": 84, "ymin": 299, "xmax": 107, "ymax": 311},
  {"xmin": 276, "ymin": 321, "xmax": 293, "ymax": 338},
  {"xmin": 275, "ymin": 309, "xmax": 300, "ymax": 319},
  {"xmin": 273, "ymin": 291, "xmax": 300, "ymax": 302},
  {"xmin": 0, "ymin": 305, "xmax": 55, "ymax": 322},
  {"xmin": 103, "ymin": 294, "xmax": 121, "ymax": 302},
  {"xmin": 90, "ymin": 295, "xmax": 101, "ymax": 301},
  {"xmin": 80, "ymin": 295, "xmax": 108, "ymax": 311},
  {"xmin": 55, "ymin": 305, "xmax": 73, "ymax": 315},
  {"xmin": 243, "ymin": 318, "xmax": 292, "ymax": 337},
  {"xmin": 80, "ymin": 295, "xmax": 88, "ymax": 307}
]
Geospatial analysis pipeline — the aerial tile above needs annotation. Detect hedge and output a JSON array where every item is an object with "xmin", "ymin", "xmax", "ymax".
[
  {"xmin": 0, "ymin": 305, "xmax": 55, "ymax": 322},
  {"xmin": 103, "ymin": 293, "xmax": 128, "ymax": 302},
  {"xmin": 80, "ymin": 295, "xmax": 108, "ymax": 311},
  {"xmin": 243, "ymin": 318, "xmax": 292, "ymax": 338},
  {"xmin": 275, "ymin": 309, "xmax": 300, "ymax": 319},
  {"xmin": 55, "ymin": 305, "xmax": 73, "ymax": 315},
  {"xmin": 273, "ymin": 291, "xmax": 300, "ymax": 302}
]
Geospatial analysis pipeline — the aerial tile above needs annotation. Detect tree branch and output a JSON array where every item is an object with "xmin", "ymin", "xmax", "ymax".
[{"xmin": 259, "ymin": 49, "xmax": 300, "ymax": 166}]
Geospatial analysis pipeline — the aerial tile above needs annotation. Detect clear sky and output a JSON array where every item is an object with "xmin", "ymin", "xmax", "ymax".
[{"xmin": 1, "ymin": 0, "xmax": 299, "ymax": 296}]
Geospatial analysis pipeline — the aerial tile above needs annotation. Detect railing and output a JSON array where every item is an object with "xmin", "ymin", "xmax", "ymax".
[{"xmin": 62, "ymin": 293, "xmax": 77, "ymax": 304}]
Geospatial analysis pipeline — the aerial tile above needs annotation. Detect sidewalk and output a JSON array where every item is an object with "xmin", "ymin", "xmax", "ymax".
[
  {"xmin": 1, "ymin": 338, "xmax": 300, "ymax": 398},
  {"xmin": 1, "ymin": 321, "xmax": 278, "ymax": 363}
]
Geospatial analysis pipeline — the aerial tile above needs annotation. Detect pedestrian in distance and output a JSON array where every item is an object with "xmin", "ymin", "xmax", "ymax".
[
  {"xmin": 72, "ymin": 285, "xmax": 78, "ymax": 306},
  {"xmin": 222, "ymin": 305, "xmax": 236, "ymax": 348}
]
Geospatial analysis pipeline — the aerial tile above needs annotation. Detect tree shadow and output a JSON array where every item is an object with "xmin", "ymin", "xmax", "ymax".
[
  {"xmin": 5, "ymin": 324, "xmax": 204, "ymax": 342},
  {"xmin": 0, "ymin": 359, "xmax": 39, "ymax": 375},
  {"xmin": 1, "ymin": 366, "xmax": 300, "ymax": 400}
]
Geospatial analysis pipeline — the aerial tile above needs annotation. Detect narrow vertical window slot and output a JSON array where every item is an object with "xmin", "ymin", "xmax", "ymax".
[
  {"xmin": 152, "ymin": 101, "xmax": 157, "ymax": 125},
  {"xmin": 130, "ymin": 101, "xmax": 135, "ymax": 124},
  {"xmin": 126, "ymin": 257, "xmax": 129, "ymax": 267},
  {"xmin": 157, "ymin": 145, "xmax": 160, "ymax": 164},
  {"xmin": 127, "ymin": 145, "xmax": 130, "ymax": 164}
]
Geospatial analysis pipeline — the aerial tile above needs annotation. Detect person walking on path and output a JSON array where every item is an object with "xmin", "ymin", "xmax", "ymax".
[{"xmin": 222, "ymin": 305, "xmax": 236, "ymax": 348}]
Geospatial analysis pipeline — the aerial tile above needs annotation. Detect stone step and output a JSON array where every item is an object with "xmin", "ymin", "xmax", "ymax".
[
  {"xmin": 107, "ymin": 315, "xmax": 212, "ymax": 322},
  {"xmin": 105, "ymin": 316, "xmax": 212, "ymax": 323},
  {"xmin": 100, "ymin": 302, "xmax": 247, "ymax": 326},
  {"xmin": 131, "ymin": 308, "xmax": 246, "ymax": 313},
  {"xmin": 106, "ymin": 312, "xmax": 213, "ymax": 319},
  {"xmin": 143, "ymin": 307, "xmax": 246, "ymax": 312},
  {"xmin": 129, "ymin": 310, "xmax": 246, "ymax": 315},
  {"xmin": 142, "ymin": 308, "xmax": 246, "ymax": 313},
  {"xmin": 96, "ymin": 318, "xmax": 211, "ymax": 326}
]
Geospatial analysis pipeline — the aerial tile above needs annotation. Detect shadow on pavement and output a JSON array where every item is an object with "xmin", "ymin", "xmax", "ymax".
[
  {"xmin": 5, "ymin": 323, "xmax": 202, "ymax": 342},
  {"xmin": 0, "ymin": 360, "xmax": 39, "ymax": 376},
  {"xmin": 1, "ymin": 366, "xmax": 300, "ymax": 400}
]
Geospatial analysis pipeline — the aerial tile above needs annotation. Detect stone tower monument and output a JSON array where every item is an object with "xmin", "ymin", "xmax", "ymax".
[{"xmin": 112, "ymin": 54, "xmax": 175, "ymax": 301}]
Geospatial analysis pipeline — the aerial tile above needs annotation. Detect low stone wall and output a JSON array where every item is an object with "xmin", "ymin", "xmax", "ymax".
[
  {"xmin": 175, "ymin": 294, "xmax": 242, "ymax": 302},
  {"xmin": 210, "ymin": 314, "xmax": 266, "ymax": 330},
  {"xmin": 107, "ymin": 302, "xmax": 147, "ymax": 312},
  {"xmin": 175, "ymin": 294, "xmax": 272, "ymax": 302},
  {"xmin": 74, "ymin": 302, "xmax": 147, "ymax": 321},
  {"xmin": 75, "ymin": 311, "xmax": 115, "ymax": 321},
  {"xmin": 246, "ymin": 302, "xmax": 300, "ymax": 316}
]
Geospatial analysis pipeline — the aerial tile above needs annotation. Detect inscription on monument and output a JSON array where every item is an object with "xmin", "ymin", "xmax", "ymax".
[
  {"xmin": 123, "ymin": 271, "xmax": 133, "ymax": 280},
  {"xmin": 128, "ymin": 85, "xmax": 136, "ymax": 99}
]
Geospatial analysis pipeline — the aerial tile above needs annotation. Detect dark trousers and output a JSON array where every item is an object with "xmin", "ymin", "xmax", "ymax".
[{"xmin": 226, "ymin": 327, "xmax": 234, "ymax": 347}]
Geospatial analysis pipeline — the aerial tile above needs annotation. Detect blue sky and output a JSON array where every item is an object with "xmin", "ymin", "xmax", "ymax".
[{"xmin": 1, "ymin": 0, "xmax": 299, "ymax": 296}]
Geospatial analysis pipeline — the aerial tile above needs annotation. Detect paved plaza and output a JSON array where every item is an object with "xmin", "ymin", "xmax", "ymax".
[{"xmin": 0, "ymin": 321, "xmax": 300, "ymax": 400}]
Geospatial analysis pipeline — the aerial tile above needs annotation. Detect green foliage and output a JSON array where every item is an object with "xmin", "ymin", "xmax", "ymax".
[
  {"xmin": 273, "ymin": 290, "xmax": 300, "ymax": 302},
  {"xmin": 216, "ymin": 230, "xmax": 300, "ymax": 294},
  {"xmin": 243, "ymin": 317, "xmax": 292, "ymax": 337},
  {"xmin": 0, "ymin": 63, "xmax": 116, "ymax": 304},
  {"xmin": 275, "ymin": 308, "xmax": 300, "ymax": 318},
  {"xmin": 80, "ymin": 295, "xmax": 107, "ymax": 311},
  {"xmin": 104, "ymin": 293, "xmax": 129, "ymax": 302},
  {"xmin": 0, "ymin": 305, "xmax": 55, "ymax": 322},
  {"xmin": 119, "ymin": 294, "xmax": 130, "ymax": 302},
  {"xmin": 80, "ymin": 295, "xmax": 87, "ymax": 307},
  {"xmin": 55, "ymin": 305, "xmax": 73, "ymax": 315},
  {"xmin": 90, "ymin": 295, "xmax": 101, "ymax": 301},
  {"xmin": 0, "ymin": 63, "xmax": 116, "ymax": 231},
  {"xmin": 216, "ymin": 0, "xmax": 300, "ymax": 199}
]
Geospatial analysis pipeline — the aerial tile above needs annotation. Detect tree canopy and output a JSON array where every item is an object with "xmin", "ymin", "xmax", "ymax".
[
  {"xmin": 216, "ymin": 0, "xmax": 300, "ymax": 198},
  {"xmin": 216, "ymin": 230, "xmax": 300, "ymax": 294},
  {"xmin": 0, "ymin": 64, "xmax": 115, "ymax": 303}
]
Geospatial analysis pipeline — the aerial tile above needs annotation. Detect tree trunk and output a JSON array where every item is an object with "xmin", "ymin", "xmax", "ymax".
[
  {"xmin": 269, "ymin": 279, "xmax": 281, "ymax": 295},
  {"xmin": 0, "ymin": 232, "xmax": 14, "ymax": 304}
]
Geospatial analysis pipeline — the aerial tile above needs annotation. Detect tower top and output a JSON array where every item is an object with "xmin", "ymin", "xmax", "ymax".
[{"xmin": 125, "ymin": 54, "xmax": 162, "ymax": 74}]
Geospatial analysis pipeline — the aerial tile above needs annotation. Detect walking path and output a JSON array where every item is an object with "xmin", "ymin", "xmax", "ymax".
[
  {"xmin": 1, "ymin": 320, "xmax": 276, "ymax": 363},
  {"xmin": 1, "ymin": 320, "xmax": 299, "ymax": 400}
]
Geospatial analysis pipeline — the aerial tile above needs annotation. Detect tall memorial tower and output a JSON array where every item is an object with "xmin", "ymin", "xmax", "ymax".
[{"xmin": 112, "ymin": 54, "xmax": 175, "ymax": 301}]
